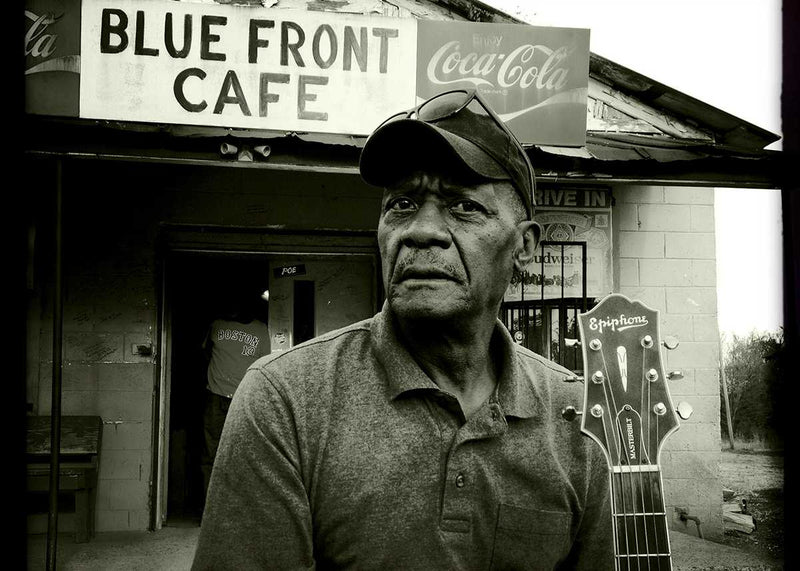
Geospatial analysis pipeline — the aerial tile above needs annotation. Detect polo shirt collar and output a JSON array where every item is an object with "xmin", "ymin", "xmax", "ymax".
[{"xmin": 370, "ymin": 303, "xmax": 539, "ymax": 419}]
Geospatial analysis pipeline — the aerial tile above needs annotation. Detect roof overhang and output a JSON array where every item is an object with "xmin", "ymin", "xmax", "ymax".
[{"xmin": 23, "ymin": 115, "xmax": 784, "ymax": 189}]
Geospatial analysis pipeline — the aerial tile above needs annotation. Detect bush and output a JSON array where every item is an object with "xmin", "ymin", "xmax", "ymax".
[{"xmin": 720, "ymin": 329, "xmax": 785, "ymax": 447}]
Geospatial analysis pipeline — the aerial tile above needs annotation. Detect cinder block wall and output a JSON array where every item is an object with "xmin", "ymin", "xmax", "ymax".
[
  {"xmin": 614, "ymin": 184, "xmax": 722, "ymax": 540},
  {"xmin": 30, "ymin": 160, "xmax": 382, "ymax": 532}
]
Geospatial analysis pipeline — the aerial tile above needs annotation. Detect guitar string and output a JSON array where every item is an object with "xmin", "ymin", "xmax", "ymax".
[
  {"xmin": 617, "ymin": 412, "xmax": 644, "ymax": 571},
  {"xmin": 595, "ymin": 350, "xmax": 627, "ymax": 570},
  {"xmin": 644, "ymin": 345, "xmax": 669, "ymax": 569},
  {"xmin": 599, "ymin": 399, "xmax": 625, "ymax": 571},
  {"xmin": 599, "ymin": 349, "xmax": 638, "ymax": 570},
  {"xmin": 638, "ymin": 346, "xmax": 656, "ymax": 570}
]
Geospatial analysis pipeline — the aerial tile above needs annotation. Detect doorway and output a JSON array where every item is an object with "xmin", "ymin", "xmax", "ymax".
[
  {"xmin": 159, "ymin": 245, "xmax": 379, "ymax": 527},
  {"xmin": 164, "ymin": 252, "xmax": 271, "ymax": 525}
]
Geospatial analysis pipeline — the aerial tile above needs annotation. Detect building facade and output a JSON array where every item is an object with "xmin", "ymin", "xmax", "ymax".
[{"xmin": 24, "ymin": 0, "xmax": 781, "ymax": 543}]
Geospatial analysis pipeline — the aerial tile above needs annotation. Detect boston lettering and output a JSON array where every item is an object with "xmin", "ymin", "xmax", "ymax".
[{"xmin": 98, "ymin": 8, "xmax": 400, "ymax": 120}]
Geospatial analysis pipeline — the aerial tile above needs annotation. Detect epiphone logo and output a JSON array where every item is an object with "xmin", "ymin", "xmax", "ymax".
[
  {"xmin": 426, "ymin": 40, "xmax": 571, "ymax": 91},
  {"xmin": 589, "ymin": 314, "xmax": 649, "ymax": 334}
]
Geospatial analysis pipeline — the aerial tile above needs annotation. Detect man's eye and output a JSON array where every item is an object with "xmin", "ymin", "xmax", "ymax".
[
  {"xmin": 451, "ymin": 200, "xmax": 483, "ymax": 213},
  {"xmin": 387, "ymin": 197, "xmax": 416, "ymax": 211}
]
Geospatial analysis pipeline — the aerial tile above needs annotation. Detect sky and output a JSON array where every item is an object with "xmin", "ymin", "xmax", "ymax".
[{"xmin": 484, "ymin": 0, "xmax": 785, "ymax": 336}]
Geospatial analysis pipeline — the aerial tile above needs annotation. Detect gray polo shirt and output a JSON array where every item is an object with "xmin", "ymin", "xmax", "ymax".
[{"xmin": 193, "ymin": 305, "xmax": 614, "ymax": 570}]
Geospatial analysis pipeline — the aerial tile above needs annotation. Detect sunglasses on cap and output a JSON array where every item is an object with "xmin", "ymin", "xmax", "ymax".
[{"xmin": 374, "ymin": 89, "xmax": 535, "ymax": 219}]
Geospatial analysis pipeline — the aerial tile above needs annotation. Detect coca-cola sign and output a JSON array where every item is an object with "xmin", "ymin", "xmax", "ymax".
[
  {"xmin": 417, "ymin": 21, "xmax": 590, "ymax": 146},
  {"xmin": 25, "ymin": 0, "xmax": 81, "ymax": 116}
]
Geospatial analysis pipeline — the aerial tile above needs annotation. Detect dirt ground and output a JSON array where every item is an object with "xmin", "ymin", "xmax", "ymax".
[{"xmin": 717, "ymin": 449, "xmax": 784, "ymax": 566}]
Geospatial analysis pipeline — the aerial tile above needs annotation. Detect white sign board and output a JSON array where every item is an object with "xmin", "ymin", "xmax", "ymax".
[{"xmin": 80, "ymin": 0, "xmax": 417, "ymax": 134}]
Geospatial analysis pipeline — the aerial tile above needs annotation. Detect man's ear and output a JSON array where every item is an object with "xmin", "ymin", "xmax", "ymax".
[{"xmin": 513, "ymin": 220, "xmax": 541, "ymax": 271}]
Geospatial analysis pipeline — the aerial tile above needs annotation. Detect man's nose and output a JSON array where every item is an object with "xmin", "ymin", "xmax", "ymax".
[{"xmin": 400, "ymin": 202, "xmax": 451, "ymax": 248}]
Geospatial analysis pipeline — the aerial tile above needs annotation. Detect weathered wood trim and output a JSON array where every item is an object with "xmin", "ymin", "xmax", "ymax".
[{"xmin": 589, "ymin": 77, "xmax": 714, "ymax": 142}]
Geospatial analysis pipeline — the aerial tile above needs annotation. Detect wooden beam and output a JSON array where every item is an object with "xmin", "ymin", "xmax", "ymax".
[{"xmin": 589, "ymin": 77, "xmax": 714, "ymax": 141}]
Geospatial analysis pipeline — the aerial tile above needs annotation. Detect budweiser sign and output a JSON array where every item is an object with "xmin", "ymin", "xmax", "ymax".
[{"xmin": 417, "ymin": 21, "xmax": 590, "ymax": 146}]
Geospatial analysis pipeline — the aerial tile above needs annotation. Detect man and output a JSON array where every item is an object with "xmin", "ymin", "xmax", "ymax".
[
  {"xmin": 200, "ymin": 297, "xmax": 270, "ymax": 501},
  {"xmin": 193, "ymin": 90, "xmax": 613, "ymax": 570}
]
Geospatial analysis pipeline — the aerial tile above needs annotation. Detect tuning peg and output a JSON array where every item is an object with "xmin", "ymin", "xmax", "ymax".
[
  {"xmin": 676, "ymin": 401, "xmax": 693, "ymax": 420},
  {"xmin": 564, "ymin": 338, "xmax": 581, "ymax": 348},
  {"xmin": 666, "ymin": 370, "xmax": 684, "ymax": 381},
  {"xmin": 563, "ymin": 375, "xmax": 584, "ymax": 383},
  {"xmin": 662, "ymin": 336, "xmax": 680, "ymax": 350},
  {"xmin": 561, "ymin": 406, "xmax": 583, "ymax": 422}
]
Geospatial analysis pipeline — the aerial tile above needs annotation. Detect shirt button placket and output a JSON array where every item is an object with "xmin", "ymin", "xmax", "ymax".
[{"xmin": 455, "ymin": 472, "xmax": 466, "ymax": 488}]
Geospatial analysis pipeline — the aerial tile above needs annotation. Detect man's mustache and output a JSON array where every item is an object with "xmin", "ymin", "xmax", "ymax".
[{"xmin": 393, "ymin": 250, "xmax": 463, "ymax": 282}]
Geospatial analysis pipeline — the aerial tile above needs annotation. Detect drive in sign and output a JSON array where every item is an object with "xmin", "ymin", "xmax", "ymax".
[{"xmin": 417, "ymin": 20, "xmax": 590, "ymax": 146}]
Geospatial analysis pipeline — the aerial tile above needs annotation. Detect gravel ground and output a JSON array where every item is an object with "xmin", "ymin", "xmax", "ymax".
[{"xmin": 717, "ymin": 449, "xmax": 784, "ymax": 567}]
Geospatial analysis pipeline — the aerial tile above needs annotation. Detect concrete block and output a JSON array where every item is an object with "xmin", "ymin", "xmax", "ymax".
[
  {"xmin": 638, "ymin": 204, "xmax": 691, "ymax": 231},
  {"xmin": 124, "ymin": 333, "xmax": 155, "ymax": 363},
  {"xmin": 663, "ymin": 476, "xmax": 719, "ymax": 506},
  {"xmin": 663, "ymin": 368, "xmax": 695, "ymax": 398},
  {"xmin": 101, "ymin": 421, "xmax": 151, "ymax": 451},
  {"xmin": 694, "ymin": 368, "xmax": 722, "ymax": 396},
  {"xmin": 619, "ymin": 258, "xmax": 639, "ymax": 286},
  {"xmin": 57, "ymin": 363, "xmax": 101, "ymax": 391},
  {"xmin": 678, "ymin": 395, "xmax": 720, "ymax": 425},
  {"xmin": 98, "ymin": 390, "xmax": 153, "ymax": 422},
  {"xmin": 661, "ymin": 449, "xmax": 719, "ymax": 480},
  {"xmin": 639, "ymin": 259, "xmax": 692, "ymax": 286},
  {"xmin": 128, "ymin": 509, "xmax": 151, "ymax": 531},
  {"xmin": 690, "ymin": 205, "xmax": 715, "ymax": 232},
  {"xmin": 666, "ymin": 341, "xmax": 720, "ymax": 369},
  {"xmin": 692, "ymin": 315, "xmax": 720, "ymax": 342},
  {"xmin": 660, "ymin": 314, "xmax": 694, "ymax": 342},
  {"xmin": 100, "ymin": 449, "xmax": 147, "ymax": 480},
  {"xmin": 664, "ymin": 423, "xmax": 720, "ymax": 452},
  {"xmin": 690, "ymin": 260, "xmax": 717, "ymax": 286},
  {"xmin": 94, "ymin": 307, "xmax": 156, "ymax": 334},
  {"xmin": 664, "ymin": 187, "xmax": 715, "ymax": 205},
  {"xmin": 615, "ymin": 203, "xmax": 639, "ymax": 231},
  {"xmin": 98, "ymin": 363, "xmax": 154, "ymax": 391},
  {"xmin": 618, "ymin": 286, "xmax": 666, "ymax": 312},
  {"xmin": 46, "ymin": 390, "xmax": 152, "ymax": 422},
  {"xmin": 619, "ymin": 232, "xmax": 665, "ymax": 258},
  {"xmin": 58, "ymin": 390, "xmax": 101, "ymax": 416},
  {"xmin": 96, "ymin": 478, "xmax": 149, "ymax": 512},
  {"xmin": 65, "ymin": 332, "xmax": 124, "ymax": 363},
  {"xmin": 665, "ymin": 233, "xmax": 716, "ymax": 259},
  {"xmin": 96, "ymin": 509, "xmax": 132, "ymax": 532},
  {"xmin": 614, "ymin": 184, "xmax": 665, "ymax": 204},
  {"xmin": 63, "ymin": 304, "xmax": 95, "ymax": 332},
  {"xmin": 666, "ymin": 287, "xmax": 717, "ymax": 315}
]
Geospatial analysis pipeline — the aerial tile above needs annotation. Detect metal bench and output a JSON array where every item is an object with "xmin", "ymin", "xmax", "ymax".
[{"xmin": 26, "ymin": 415, "xmax": 103, "ymax": 543}]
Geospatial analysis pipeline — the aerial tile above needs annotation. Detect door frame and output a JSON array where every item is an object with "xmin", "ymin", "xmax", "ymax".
[{"xmin": 151, "ymin": 226, "xmax": 380, "ymax": 529}]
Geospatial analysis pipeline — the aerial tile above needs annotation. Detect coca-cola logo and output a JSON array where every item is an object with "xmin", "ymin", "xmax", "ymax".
[
  {"xmin": 426, "ymin": 40, "xmax": 571, "ymax": 91},
  {"xmin": 25, "ymin": 10, "xmax": 80, "ymax": 75},
  {"xmin": 25, "ymin": 10, "xmax": 61, "ymax": 60}
]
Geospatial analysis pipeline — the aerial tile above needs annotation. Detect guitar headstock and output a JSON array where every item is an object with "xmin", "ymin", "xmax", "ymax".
[{"xmin": 571, "ymin": 294, "xmax": 686, "ymax": 470}]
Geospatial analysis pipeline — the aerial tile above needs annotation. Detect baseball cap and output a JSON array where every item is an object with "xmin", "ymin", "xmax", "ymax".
[{"xmin": 359, "ymin": 89, "xmax": 535, "ymax": 218}]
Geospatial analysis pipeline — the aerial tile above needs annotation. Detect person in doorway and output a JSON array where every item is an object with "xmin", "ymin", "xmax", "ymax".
[
  {"xmin": 193, "ymin": 90, "xmax": 613, "ymax": 569},
  {"xmin": 200, "ymin": 296, "xmax": 270, "ymax": 501}
]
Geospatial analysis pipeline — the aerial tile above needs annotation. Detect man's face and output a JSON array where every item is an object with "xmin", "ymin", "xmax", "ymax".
[{"xmin": 378, "ymin": 170, "xmax": 526, "ymax": 323}]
